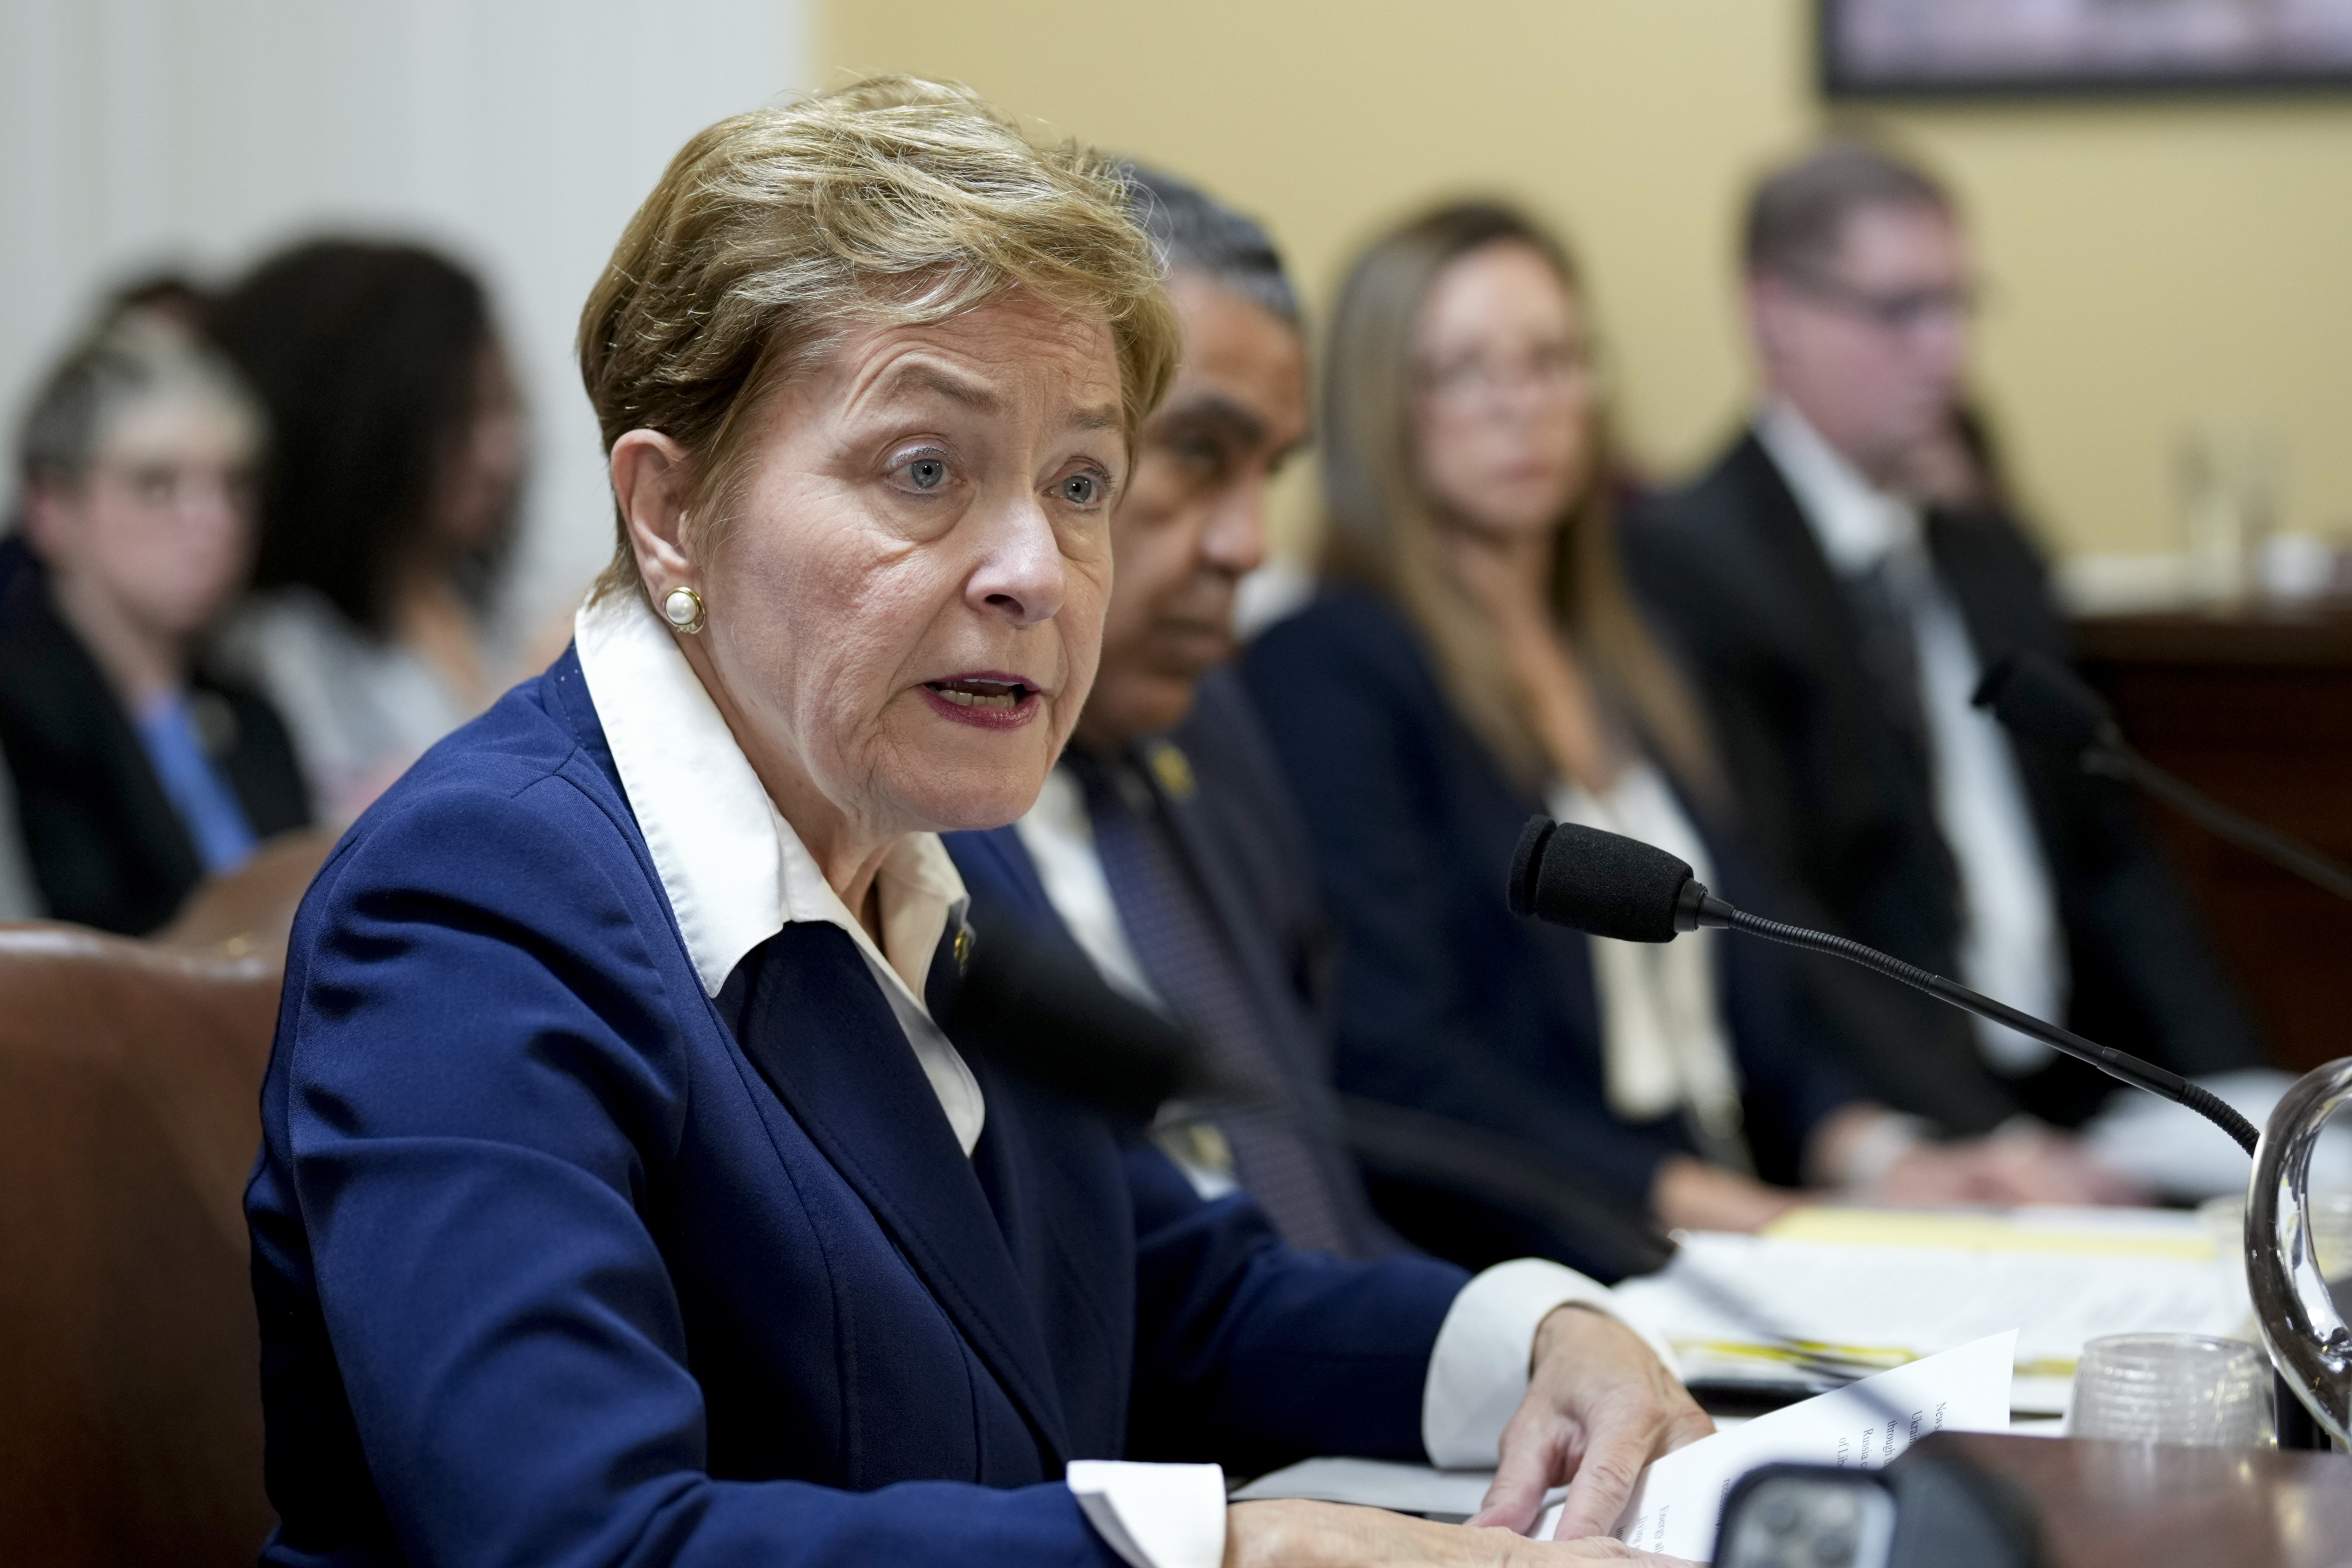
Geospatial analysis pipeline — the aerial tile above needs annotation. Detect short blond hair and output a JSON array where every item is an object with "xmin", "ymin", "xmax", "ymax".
[{"xmin": 580, "ymin": 76, "xmax": 1179, "ymax": 599}]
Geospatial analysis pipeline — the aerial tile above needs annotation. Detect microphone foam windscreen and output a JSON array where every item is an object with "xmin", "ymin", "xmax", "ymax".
[
  {"xmin": 941, "ymin": 920, "xmax": 1204, "ymax": 1124},
  {"xmin": 1508, "ymin": 816, "xmax": 1692, "ymax": 943},
  {"xmin": 1971, "ymin": 651, "xmax": 2112, "ymax": 753}
]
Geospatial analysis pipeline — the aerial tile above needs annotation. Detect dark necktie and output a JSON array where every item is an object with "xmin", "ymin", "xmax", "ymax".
[
  {"xmin": 1843, "ymin": 552, "xmax": 1967, "ymax": 927},
  {"xmin": 1845, "ymin": 555, "xmax": 1937, "ymax": 786},
  {"xmin": 1071, "ymin": 751, "xmax": 1363, "ymax": 1257}
]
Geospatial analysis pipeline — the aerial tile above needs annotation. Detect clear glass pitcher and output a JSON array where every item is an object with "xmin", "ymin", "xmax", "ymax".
[{"xmin": 2247, "ymin": 1059, "xmax": 2352, "ymax": 1445}]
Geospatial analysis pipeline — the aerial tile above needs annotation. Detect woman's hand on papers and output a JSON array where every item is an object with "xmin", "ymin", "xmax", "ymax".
[
  {"xmin": 1221, "ymin": 1497, "xmax": 1694, "ymax": 1564},
  {"xmin": 1466, "ymin": 1304, "xmax": 1713, "ymax": 1542}
]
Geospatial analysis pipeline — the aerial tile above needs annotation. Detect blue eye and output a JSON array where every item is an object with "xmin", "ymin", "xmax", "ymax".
[
  {"xmin": 1060, "ymin": 473, "xmax": 1099, "ymax": 506},
  {"xmin": 908, "ymin": 458, "xmax": 946, "ymax": 491}
]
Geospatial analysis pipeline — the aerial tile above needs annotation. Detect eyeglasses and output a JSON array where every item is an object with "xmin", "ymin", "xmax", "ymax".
[
  {"xmin": 1788, "ymin": 273, "xmax": 1980, "ymax": 336},
  {"xmin": 1416, "ymin": 341, "xmax": 1603, "ymax": 414}
]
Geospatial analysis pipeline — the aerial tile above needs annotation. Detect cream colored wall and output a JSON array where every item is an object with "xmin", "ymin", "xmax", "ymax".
[{"xmin": 823, "ymin": 0, "xmax": 2352, "ymax": 566}]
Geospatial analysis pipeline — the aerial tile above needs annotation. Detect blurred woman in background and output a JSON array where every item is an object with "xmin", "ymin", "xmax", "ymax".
[
  {"xmin": 212, "ymin": 240, "xmax": 526, "ymax": 826},
  {"xmin": 2, "ymin": 312, "xmax": 309, "ymax": 933},
  {"xmin": 1243, "ymin": 201, "xmax": 2123, "ymax": 1236}
]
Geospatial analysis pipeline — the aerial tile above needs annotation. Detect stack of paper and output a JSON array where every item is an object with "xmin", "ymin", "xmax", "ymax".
[
  {"xmin": 1611, "ymin": 1205, "xmax": 2248, "ymax": 1414},
  {"xmin": 1227, "ymin": 1457, "xmax": 1549, "ymax": 1521}
]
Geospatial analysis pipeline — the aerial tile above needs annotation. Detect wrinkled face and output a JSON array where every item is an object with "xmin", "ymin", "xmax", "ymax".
[
  {"xmin": 689, "ymin": 293, "xmax": 1127, "ymax": 839},
  {"xmin": 1079, "ymin": 271, "xmax": 1307, "ymax": 747},
  {"xmin": 1410, "ymin": 240, "xmax": 1599, "ymax": 543},
  {"xmin": 1749, "ymin": 201, "xmax": 1973, "ymax": 481},
  {"xmin": 30, "ymin": 393, "xmax": 257, "ymax": 640}
]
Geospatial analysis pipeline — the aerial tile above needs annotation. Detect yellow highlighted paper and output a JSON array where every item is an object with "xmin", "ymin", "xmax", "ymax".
[{"xmin": 1762, "ymin": 1205, "xmax": 2215, "ymax": 1261}]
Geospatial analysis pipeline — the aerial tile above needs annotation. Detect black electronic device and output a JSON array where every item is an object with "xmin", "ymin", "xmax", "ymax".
[
  {"xmin": 1716, "ymin": 1467, "xmax": 1897, "ymax": 1568},
  {"xmin": 1716, "ymin": 1451, "xmax": 2042, "ymax": 1568}
]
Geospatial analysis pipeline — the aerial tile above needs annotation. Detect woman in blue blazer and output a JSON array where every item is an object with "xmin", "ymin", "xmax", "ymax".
[
  {"xmin": 1242, "ymin": 203, "xmax": 2098, "ymax": 1243},
  {"xmin": 243, "ymin": 85, "xmax": 1708, "ymax": 1568}
]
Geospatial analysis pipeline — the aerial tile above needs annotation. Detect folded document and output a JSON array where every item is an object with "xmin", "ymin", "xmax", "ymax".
[{"xmin": 1548, "ymin": 1331, "xmax": 2015, "ymax": 1559}]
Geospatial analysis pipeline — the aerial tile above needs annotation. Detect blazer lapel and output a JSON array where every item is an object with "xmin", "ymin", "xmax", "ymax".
[
  {"xmin": 1728, "ymin": 434, "xmax": 1874, "ymax": 683},
  {"xmin": 1924, "ymin": 508, "xmax": 2062, "ymax": 670},
  {"xmin": 22, "ymin": 573, "xmax": 205, "ymax": 890},
  {"xmin": 727, "ymin": 921, "xmax": 1072, "ymax": 1467},
  {"xmin": 945, "ymin": 826, "xmax": 1064, "ymax": 931}
]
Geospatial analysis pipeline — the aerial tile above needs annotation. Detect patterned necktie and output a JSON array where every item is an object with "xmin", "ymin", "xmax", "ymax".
[{"xmin": 1071, "ymin": 750, "xmax": 1363, "ymax": 1256}]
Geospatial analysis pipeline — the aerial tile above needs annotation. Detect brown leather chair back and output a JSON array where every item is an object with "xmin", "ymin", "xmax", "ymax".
[
  {"xmin": 0, "ymin": 833, "xmax": 329, "ymax": 1566},
  {"xmin": 161, "ymin": 831, "xmax": 336, "ymax": 962}
]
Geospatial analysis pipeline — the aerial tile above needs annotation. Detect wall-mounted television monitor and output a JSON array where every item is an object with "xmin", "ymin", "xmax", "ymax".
[{"xmin": 1822, "ymin": 0, "xmax": 2352, "ymax": 98}]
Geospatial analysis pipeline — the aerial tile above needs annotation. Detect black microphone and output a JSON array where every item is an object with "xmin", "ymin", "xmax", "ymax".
[
  {"xmin": 1505, "ymin": 816, "xmax": 2261, "ymax": 1155},
  {"xmin": 1973, "ymin": 651, "xmax": 2352, "ymax": 905},
  {"xmin": 939, "ymin": 920, "xmax": 1217, "ymax": 1124}
]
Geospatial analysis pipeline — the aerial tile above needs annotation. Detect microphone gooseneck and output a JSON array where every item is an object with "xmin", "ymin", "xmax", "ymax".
[
  {"xmin": 1709, "ymin": 905, "xmax": 2257, "ymax": 1156},
  {"xmin": 1508, "ymin": 813, "xmax": 2262, "ymax": 1156},
  {"xmin": 1974, "ymin": 651, "xmax": 2352, "ymax": 906}
]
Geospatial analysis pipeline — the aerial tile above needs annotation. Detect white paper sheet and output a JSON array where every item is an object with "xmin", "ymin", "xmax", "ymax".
[
  {"xmin": 1527, "ymin": 1331, "xmax": 2013, "ymax": 1560},
  {"xmin": 1611, "ymin": 1225, "xmax": 2242, "ymax": 1413},
  {"xmin": 1225, "ymin": 1456, "xmax": 1560, "ymax": 1518}
]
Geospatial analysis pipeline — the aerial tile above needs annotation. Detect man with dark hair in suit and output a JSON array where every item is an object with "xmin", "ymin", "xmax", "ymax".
[
  {"xmin": 1626, "ymin": 141, "xmax": 2264, "ymax": 1136},
  {"xmin": 946, "ymin": 165, "xmax": 1408, "ymax": 1259}
]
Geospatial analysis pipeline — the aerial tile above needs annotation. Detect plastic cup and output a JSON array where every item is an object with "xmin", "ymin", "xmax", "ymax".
[
  {"xmin": 2067, "ymin": 1332, "xmax": 2273, "ymax": 1448},
  {"xmin": 2202, "ymin": 1189, "xmax": 2352, "ymax": 1278}
]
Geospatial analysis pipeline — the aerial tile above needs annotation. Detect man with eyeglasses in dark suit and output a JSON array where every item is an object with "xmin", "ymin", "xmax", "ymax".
[{"xmin": 1625, "ymin": 141, "xmax": 2263, "ymax": 1161}]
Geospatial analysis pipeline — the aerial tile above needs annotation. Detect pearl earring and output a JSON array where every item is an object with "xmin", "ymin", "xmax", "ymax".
[{"xmin": 663, "ymin": 585, "xmax": 706, "ymax": 635}]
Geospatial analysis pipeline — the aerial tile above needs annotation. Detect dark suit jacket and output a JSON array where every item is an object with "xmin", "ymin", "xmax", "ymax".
[
  {"xmin": 0, "ymin": 563, "xmax": 308, "ymax": 933},
  {"xmin": 1240, "ymin": 587, "xmax": 1862, "ymax": 1206},
  {"xmin": 944, "ymin": 666, "xmax": 1397, "ymax": 1260},
  {"xmin": 1626, "ymin": 431, "xmax": 2263, "ymax": 1126},
  {"xmin": 246, "ymin": 647, "xmax": 1467, "ymax": 1568}
]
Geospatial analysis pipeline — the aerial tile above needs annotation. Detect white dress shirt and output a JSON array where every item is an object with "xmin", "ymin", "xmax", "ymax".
[
  {"xmin": 575, "ymin": 590, "xmax": 1662, "ymax": 1565},
  {"xmin": 1754, "ymin": 402, "xmax": 2066, "ymax": 1074},
  {"xmin": 1548, "ymin": 765, "xmax": 1744, "ymax": 1156},
  {"xmin": 1016, "ymin": 763, "xmax": 1166, "ymax": 1011},
  {"xmin": 575, "ymin": 589, "xmax": 986, "ymax": 1150}
]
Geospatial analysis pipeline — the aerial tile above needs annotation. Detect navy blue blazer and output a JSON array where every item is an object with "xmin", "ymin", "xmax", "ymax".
[
  {"xmin": 245, "ymin": 647, "xmax": 1469, "ymax": 1568},
  {"xmin": 944, "ymin": 666, "xmax": 1399, "ymax": 1261},
  {"xmin": 1240, "ymin": 588, "xmax": 1863, "ymax": 1204}
]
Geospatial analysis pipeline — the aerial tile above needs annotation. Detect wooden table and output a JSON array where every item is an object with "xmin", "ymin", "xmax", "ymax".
[
  {"xmin": 1925, "ymin": 1432, "xmax": 2352, "ymax": 1567},
  {"xmin": 2075, "ymin": 607, "xmax": 2352, "ymax": 1074}
]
